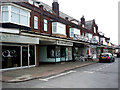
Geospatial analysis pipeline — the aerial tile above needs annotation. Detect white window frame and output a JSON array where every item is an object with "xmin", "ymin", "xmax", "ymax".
[
  {"xmin": 94, "ymin": 27, "xmax": 96, "ymax": 33},
  {"xmin": 28, "ymin": 0, "xmax": 33, "ymax": 5},
  {"xmin": 1, "ymin": 5, "xmax": 9, "ymax": 23},
  {"xmin": 44, "ymin": 19, "xmax": 48, "ymax": 31},
  {"xmin": 34, "ymin": 16, "xmax": 38, "ymax": 29},
  {"xmin": 52, "ymin": 22, "xmax": 66, "ymax": 35},
  {"xmin": 1, "ymin": 4, "xmax": 30, "ymax": 27}
]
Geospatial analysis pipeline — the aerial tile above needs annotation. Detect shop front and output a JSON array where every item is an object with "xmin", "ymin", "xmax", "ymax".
[
  {"xmin": 39, "ymin": 40, "xmax": 73, "ymax": 63},
  {"xmin": 73, "ymin": 43, "xmax": 85, "ymax": 61},
  {"xmin": 1, "ymin": 33, "xmax": 39, "ymax": 70}
]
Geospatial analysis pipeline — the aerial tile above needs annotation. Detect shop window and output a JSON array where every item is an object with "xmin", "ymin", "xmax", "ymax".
[
  {"xmin": 2, "ymin": 46, "xmax": 21, "ymax": 69},
  {"xmin": 44, "ymin": 19, "xmax": 48, "ymax": 31},
  {"xmin": 61, "ymin": 47, "xmax": 66, "ymax": 57},
  {"xmin": 56, "ymin": 46, "xmax": 60, "ymax": 58},
  {"xmin": 47, "ymin": 46, "xmax": 60, "ymax": 58},
  {"xmin": 34, "ymin": 16, "xmax": 38, "ymax": 29},
  {"xmin": 47, "ymin": 46, "xmax": 55, "ymax": 58}
]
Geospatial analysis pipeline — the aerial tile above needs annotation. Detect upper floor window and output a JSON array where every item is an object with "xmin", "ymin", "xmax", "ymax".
[
  {"xmin": 52, "ymin": 22, "xmax": 66, "ymax": 35},
  {"xmin": 44, "ymin": 19, "xmax": 48, "ymax": 31},
  {"xmin": 2, "ymin": 5, "xmax": 30, "ymax": 27},
  {"xmin": 70, "ymin": 28, "xmax": 74, "ymax": 37},
  {"xmin": 82, "ymin": 24, "xmax": 85, "ymax": 28},
  {"xmin": 94, "ymin": 27, "xmax": 96, "ymax": 33},
  {"xmin": 2, "ymin": 5, "xmax": 9, "ymax": 22},
  {"xmin": 34, "ymin": 16, "xmax": 38, "ymax": 29}
]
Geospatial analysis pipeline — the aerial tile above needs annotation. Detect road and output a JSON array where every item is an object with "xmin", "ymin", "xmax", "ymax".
[{"xmin": 2, "ymin": 58, "xmax": 119, "ymax": 88}]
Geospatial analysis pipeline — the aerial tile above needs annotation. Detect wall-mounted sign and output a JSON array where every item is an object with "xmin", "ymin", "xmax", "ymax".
[
  {"xmin": 74, "ymin": 34, "xmax": 89, "ymax": 42},
  {"xmin": 56, "ymin": 40, "xmax": 73, "ymax": 46}
]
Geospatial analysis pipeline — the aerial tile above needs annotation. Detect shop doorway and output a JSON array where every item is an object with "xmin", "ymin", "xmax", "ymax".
[{"xmin": 22, "ymin": 46, "xmax": 28, "ymax": 66}]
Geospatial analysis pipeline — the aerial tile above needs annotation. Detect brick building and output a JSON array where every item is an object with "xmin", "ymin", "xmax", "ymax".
[{"xmin": 0, "ymin": 0, "xmax": 110, "ymax": 70}]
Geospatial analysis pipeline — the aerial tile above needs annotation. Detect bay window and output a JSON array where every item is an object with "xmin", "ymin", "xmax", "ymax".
[
  {"xmin": 1, "ymin": 4, "xmax": 30, "ymax": 27},
  {"xmin": 44, "ymin": 19, "xmax": 48, "ymax": 31},
  {"xmin": 2, "ymin": 5, "xmax": 9, "ymax": 22},
  {"xmin": 52, "ymin": 22, "xmax": 66, "ymax": 35}
]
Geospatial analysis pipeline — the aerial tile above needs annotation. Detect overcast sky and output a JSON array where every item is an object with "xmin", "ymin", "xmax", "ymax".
[{"xmin": 38, "ymin": 0, "xmax": 119, "ymax": 45}]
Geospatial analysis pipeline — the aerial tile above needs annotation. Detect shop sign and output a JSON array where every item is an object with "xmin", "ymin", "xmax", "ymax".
[
  {"xmin": 91, "ymin": 45, "xmax": 97, "ymax": 48},
  {"xmin": 1, "ymin": 33, "xmax": 39, "ymax": 44},
  {"xmin": 74, "ymin": 34, "xmax": 89, "ymax": 42},
  {"xmin": 56, "ymin": 40, "xmax": 73, "ymax": 46}
]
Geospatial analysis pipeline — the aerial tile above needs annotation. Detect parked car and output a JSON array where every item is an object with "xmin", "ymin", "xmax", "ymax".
[{"xmin": 99, "ymin": 53, "xmax": 115, "ymax": 63}]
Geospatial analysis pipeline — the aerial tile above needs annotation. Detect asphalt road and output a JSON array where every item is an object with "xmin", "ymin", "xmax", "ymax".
[{"xmin": 2, "ymin": 58, "xmax": 119, "ymax": 88}]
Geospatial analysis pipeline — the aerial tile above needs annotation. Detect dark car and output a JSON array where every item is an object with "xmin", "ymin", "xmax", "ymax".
[{"xmin": 99, "ymin": 53, "xmax": 115, "ymax": 63}]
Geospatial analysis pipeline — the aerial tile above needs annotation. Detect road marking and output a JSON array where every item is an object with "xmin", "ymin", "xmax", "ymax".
[
  {"xmin": 39, "ymin": 70, "xmax": 76, "ymax": 81},
  {"xmin": 84, "ymin": 71, "xmax": 94, "ymax": 74}
]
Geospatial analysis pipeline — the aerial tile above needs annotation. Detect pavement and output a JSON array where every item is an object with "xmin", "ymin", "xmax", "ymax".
[{"xmin": 1, "ymin": 59, "xmax": 98, "ymax": 83}]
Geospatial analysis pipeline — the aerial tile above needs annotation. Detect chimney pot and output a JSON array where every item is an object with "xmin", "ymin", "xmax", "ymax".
[{"xmin": 39, "ymin": 5, "xmax": 44, "ymax": 10}]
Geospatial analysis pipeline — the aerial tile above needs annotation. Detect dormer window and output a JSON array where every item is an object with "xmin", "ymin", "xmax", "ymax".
[
  {"xmin": 28, "ymin": 0, "xmax": 33, "ymax": 5},
  {"xmin": 34, "ymin": 2, "xmax": 39, "ymax": 7}
]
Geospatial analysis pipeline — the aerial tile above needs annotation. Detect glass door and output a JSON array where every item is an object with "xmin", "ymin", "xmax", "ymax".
[
  {"xmin": 29, "ymin": 45, "xmax": 35, "ymax": 65},
  {"xmin": 22, "ymin": 46, "xmax": 28, "ymax": 66}
]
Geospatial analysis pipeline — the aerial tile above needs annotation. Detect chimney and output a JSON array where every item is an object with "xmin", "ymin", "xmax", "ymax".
[
  {"xmin": 39, "ymin": 5, "xmax": 44, "ymax": 10},
  {"xmin": 81, "ymin": 15, "xmax": 85, "ymax": 25},
  {"xmin": 52, "ymin": 0, "xmax": 59, "ymax": 16}
]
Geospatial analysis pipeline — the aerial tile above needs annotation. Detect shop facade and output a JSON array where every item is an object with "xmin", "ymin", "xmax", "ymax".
[
  {"xmin": 39, "ymin": 40, "xmax": 73, "ymax": 63},
  {"xmin": 1, "ymin": 33, "xmax": 39, "ymax": 71}
]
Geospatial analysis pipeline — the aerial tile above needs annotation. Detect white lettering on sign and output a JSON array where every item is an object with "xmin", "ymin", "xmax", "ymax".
[{"xmin": 56, "ymin": 40, "xmax": 73, "ymax": 46}]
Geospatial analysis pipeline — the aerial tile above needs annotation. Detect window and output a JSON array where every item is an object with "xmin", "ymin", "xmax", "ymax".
[
  {"xmin": 47, "ymin": 46, "xmax": 60, "ymax": 58},
  {"xmin": 82, "ymin": 24, "xmax": 85, "ymax": 27},
  {"xmin": 2, "ymin": 6, "xmax": 9, "ymax": 22},
  {"xmin": 44, "ymin": 19, "xmax": 48, "ymax": 31},
  {"xmin": 94, "ymin": 27, "xmax": 96, "ymax": 33},
  {"xmin": 52, "ymin": 22, "xmax": 66, "ymax": 35},
  {"xmin": 11, "ymin": 6, "xmax": 20, "ymax": 24},
  {"xmin": 52, "ymin": 22, "xmax": 57, "ymax": 32},
  {"xmin": 28, "ymin": 0, "xmax": 33, "ymax": 4},
  {"xmin": 34, "ymin": 16, "xmax": 38, "ymax": 29},
  {"xmin": 70, "ymin": 28, "xmax": 74, "ymax": 37},
  {"xmin": 2, "ymin": 5, "xmax": 30, "ymax": 27}
]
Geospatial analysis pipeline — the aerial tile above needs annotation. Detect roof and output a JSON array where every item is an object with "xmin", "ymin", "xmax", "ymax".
[
  {"xmin": 31, "ymin": 0, "xmax": 80, "ymax": 25},
  {"xmin": 85, "ymin": 20, "xmax": 94, "ymax": 30}
]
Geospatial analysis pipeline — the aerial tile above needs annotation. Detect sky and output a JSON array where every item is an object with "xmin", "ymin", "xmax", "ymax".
[{"xmin": 38, "ymin": 0, "xmax": 119, "ymax": 45}]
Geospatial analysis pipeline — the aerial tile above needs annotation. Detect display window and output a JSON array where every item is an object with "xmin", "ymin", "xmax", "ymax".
[
  {"xmin": 2, "ymin": 45, "xmax": 36, "ymax": 69},
  {"xmin": 2, "ymin": 46, "xmax": 20, "ymax": 69}
]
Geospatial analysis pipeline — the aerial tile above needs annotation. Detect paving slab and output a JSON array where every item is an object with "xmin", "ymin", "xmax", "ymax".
[{"xmin": 1, "ymin": 59, "xmax": 98, "ymax": 83}]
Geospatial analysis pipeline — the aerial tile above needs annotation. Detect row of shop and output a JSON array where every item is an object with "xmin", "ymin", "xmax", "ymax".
[{"xmin": 1, "ymin": 33, "xmax": 102, "ymax": 71}]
